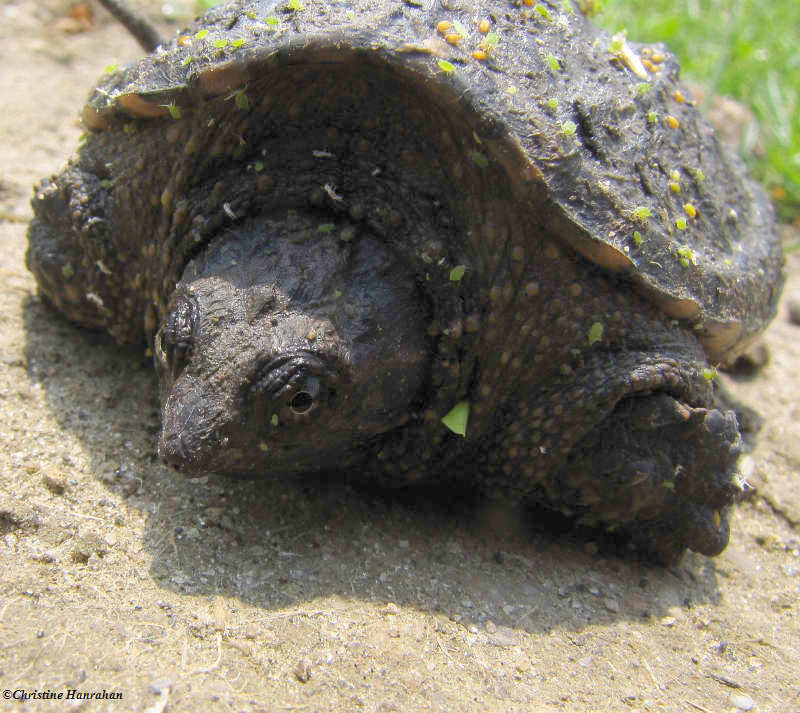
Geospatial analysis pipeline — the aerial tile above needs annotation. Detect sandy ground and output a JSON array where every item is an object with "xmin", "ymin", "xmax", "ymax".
[{"xmin": 1, "ymin": 2, "xmax": 798, "ymax": 711}]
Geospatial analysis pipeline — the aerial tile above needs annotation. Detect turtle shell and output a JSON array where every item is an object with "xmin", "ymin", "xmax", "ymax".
[{"xmin": 66, "ymin": 0, "xmax": 783, "ymax": 365}]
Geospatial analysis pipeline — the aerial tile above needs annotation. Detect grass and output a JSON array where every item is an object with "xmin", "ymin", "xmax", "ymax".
[{"xmin": 596, "ymin": 0, "xmax": 800, "ymax": 222}]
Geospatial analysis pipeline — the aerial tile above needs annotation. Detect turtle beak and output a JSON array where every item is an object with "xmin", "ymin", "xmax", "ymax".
[{"xmin": 157, "ymin": 374, "xmax": 234, "ymax": 473}]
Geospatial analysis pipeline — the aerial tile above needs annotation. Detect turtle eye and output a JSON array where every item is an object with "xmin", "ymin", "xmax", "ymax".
[
  {"xmin": 162, "ymin": 296, "xmax": 197, "ymax": 376},
  {"xmin": 248, "ymin": 354, "xmax": 332, "ymax": 425}
]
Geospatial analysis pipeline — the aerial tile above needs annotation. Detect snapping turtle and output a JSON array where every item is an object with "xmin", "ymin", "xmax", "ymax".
[{"xmin": 27, "ymin": 0, "xmax": 783, "ymax": 562}]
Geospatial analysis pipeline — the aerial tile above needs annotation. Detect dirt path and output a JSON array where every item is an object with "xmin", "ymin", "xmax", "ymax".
[{"xmin": 1, "ymin": 2, "xmax": 798, "ymax": 711}]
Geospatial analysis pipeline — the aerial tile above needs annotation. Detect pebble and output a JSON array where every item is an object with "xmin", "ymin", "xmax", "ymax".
[
  {"xmin": 603, "ymin": 597, "xmax": 620, "ymax": 613},
  {"xmin": 487, "ymin": 626, "xmax": 519, "ymax": 648},
  {"xmin": 788, "ymin": 297, "xmax": 800, "ymax": 326},
  {"xmin": 729, "ymin": 692, "xmax": 755, "ymax": 711},
  {"xmin": 294, "ymin": 657, "xmax": 312, "ymax": 683},
  {"xmin": 660, "ymin": 615, "xmax": 677, "ymax": 627}
]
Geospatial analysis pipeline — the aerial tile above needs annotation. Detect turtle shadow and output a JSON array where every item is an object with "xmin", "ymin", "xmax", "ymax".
[{"xmin": 22, "ymin": 294, "xmax": 724, "ymax": 636}]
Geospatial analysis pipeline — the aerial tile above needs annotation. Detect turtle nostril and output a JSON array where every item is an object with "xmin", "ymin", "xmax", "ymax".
[{"xmin": 290, "ymin": 391, "xmax": 314, "ymax": 414}]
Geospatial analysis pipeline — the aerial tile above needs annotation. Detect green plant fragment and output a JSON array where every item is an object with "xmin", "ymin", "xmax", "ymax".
[
  {"xmin": 449, "ymin": 265, "xmax": 466, "ymax": 281},
  {"xmin": 194, "ymin": 29, "xmax": 209, "ymax": 39},
  {"xmin": 588, "ymin": 322, "xmax": 604, "ymax": 345},
  {"xmin": 213, "ymin": 38, "xmax": 228, "ymax": 48},
  {"xmin": 438, "ymin": 59, "xmax": 456, "ymax": 74},
  {"xmin": 469, "ymin": 151, "xmax": 489, "ymax": 168},
  {"xmin": 318, "ymin": 223, "xmax": 336, "ymax": 233},
  {"xmin": 536, "ymin": 4, "xmax": 553, "ymax": 20},
  {"xmin": 633, "ymin": 205, "xmax": 651, "ymax": 220},
  {"xmin": 232, "ymin": 38, "xmax": 245, "ymax": 48},
  {"xmin": 104, "ymin": 63, "xmax": 119, "ymax": 73},
  {"xmin": 547, "ymin": 53, "xmax": 561, "ymax": 71},
  {"xmin": 441, "ymin": 401, "xmax": 469, "ymax": 437},
  {"xmin": 164, "ymin": 103, "xmax": 181, "ymax": 119}
]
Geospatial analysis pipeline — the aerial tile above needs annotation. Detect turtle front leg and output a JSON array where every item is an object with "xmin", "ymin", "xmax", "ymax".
[{"xmin": 558, "ymin": 392, "xmax": 744, "ymax": 563}]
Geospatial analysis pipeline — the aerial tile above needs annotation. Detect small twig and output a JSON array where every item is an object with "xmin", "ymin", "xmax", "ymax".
[
  {"xmin": 641, "ymin": 655, "xmax": 660, "ymax": 690},
  {"xmin": 686, "ymin": 701, "xmax": 713, "ymax": 713},
  {"xmin": 707, "ymin": 671, "xmax": 742, "ymax": 689},
  {"xmin": 436, "ymin": 637, "xmax": 456, "ymax": 665},
  {"xmin": 189, "ymin": 632, "xmax": 223, "ymax": 675},
  {"xmin": 96, "ymin": 0, "xmax": 163, "ymax": 52}
]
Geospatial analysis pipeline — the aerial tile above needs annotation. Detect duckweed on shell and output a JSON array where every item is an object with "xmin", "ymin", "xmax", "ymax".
[
  {"xmin": 437, "ymin": 59, "xmax": 456, "ymax": 74},
  {"xmin": 483, "ymin": 32, "xmax": 500, "ymax": 50}
]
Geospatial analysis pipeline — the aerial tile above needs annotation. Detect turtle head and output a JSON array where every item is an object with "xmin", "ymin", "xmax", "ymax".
[{"xmin": 155, "ymin": 214, "xmax": 430, "ymax": 476}]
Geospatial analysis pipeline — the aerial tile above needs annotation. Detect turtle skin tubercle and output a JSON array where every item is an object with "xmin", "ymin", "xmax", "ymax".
[{"xmin": 26, "ymin": 0, "xmax": 781, "ymax": 562}]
